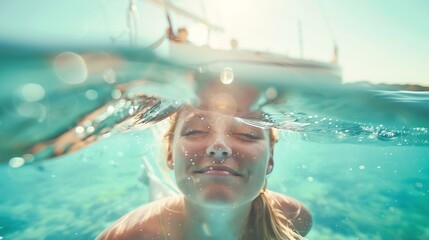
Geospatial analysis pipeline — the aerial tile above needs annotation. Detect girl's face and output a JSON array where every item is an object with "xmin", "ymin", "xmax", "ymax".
[{"xmin": 167, "ymin": 107, "xmax": 273, "ymax": 207}]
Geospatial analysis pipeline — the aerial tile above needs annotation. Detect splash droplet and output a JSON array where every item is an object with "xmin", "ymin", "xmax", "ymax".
[
  {"xmin": 9, "ymin": 157, "xmax": 25, "ymax": 168},
  {"xmin": 75, "ymin": 126, "xmax": 85, "ymax": 134}
]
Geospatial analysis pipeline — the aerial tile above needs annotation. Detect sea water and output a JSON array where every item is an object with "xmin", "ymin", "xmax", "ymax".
[{"xmin": 1, "ymin": 45, "xmax": 428, "ymax": 240}]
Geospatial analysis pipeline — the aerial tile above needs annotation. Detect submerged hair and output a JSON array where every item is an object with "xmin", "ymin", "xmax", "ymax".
[{"xmin": 246, "ymin": 188, "xmax": 304, "ymax": 240}]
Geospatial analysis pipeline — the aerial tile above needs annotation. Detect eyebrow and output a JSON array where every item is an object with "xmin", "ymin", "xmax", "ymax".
[
  {"xmin": 182, "ymin": 112, "xmax": 209, "ymax": 123},
  {"xmin": 231, "ymin": 119, "xmax": 264, "ymax": 132}
]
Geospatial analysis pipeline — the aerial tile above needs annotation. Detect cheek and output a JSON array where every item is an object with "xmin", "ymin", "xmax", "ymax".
[
  {"xmin": 173, "ymin": 140, "xmax": 206, "ymax": 163},
  {"xmin": 233, "ymin": 143, "xmax": 270, "ymax": 164}
]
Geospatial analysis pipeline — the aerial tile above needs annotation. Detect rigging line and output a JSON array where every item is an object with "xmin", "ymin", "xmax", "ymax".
[
  {"xmin": 317, "ymin": 0, "xmax": 337, "ymax": 45},
  {"xmin": 133, "ymin": 0, "xmax": 188, "ymax": 49},
  {"xmin": 317, "ymin": 0, "xmax": 338, "ymax": 63},
  {"xmin": 129, "ymin": 0, "xmax": 168, "ymax": 49},
  {"xmin": 148, "ymin": 33, "xmax": 168, "ymax": 49},
  {"xmin": 146, "ymin": 0, "xmax": 223, "ymax": 31}
]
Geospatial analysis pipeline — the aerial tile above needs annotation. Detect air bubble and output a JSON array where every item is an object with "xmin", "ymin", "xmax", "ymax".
[
  {"xmin": 23, "ymin": 154, "xmax": 35, "ymax": 163},
  {"xmin": 75, "ymin": 126, "xmax": 85, "ymax": 134},
  {"xmin": 16, "ymin": 102, "xmax": 46, "ymax": 119},
  {"xmin": 85, "ymin": 89, "xmax": 98, "ymax": 100},
  {"xmin": 111, "ymin": 89, "xmax": 121, "ymax": 99},
  {"xmin": 107, "ymin": 106, "xmax": 115, "ymax": 114},
  {"xmin": 20, "ymin": 83, "xmax": 45, "ymax": 102},
  {"xmin": 220, "ymin": 67, "xmax": 234, "ymax": 84},
  {"xmin": 86, "ymin": 126, "xmax": 95, "ymax": 134},
  {"xmin": 265, "ymin": 87, "xmax": 277, "ymax": 100},
  {"xmin": 129, "ymin": 108, "xmax": 135, "ymax": 115},
  {"xmin": 54, "ymin": 52, "xmax": 88, "ymax": 84},
  {"xmin": 103, "ymin": 68, "xmax": 116, "ymax": 84}
]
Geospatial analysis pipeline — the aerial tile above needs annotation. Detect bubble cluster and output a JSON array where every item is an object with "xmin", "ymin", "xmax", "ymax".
[{"xmin": 266, "ymin": 110, "xmax": 429, "ymax": 146}]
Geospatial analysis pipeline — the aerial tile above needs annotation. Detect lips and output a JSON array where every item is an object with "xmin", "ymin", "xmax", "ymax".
[{"xmin": 195, "ymin": 166, "xmax": 241, "ymax": 176}]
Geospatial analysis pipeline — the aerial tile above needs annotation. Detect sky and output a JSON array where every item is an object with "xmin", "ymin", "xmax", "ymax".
[
  {"xmin": 0, "ymin": 0, "xmax": 428, "ymax": 86},
  {"xmin": 213, "ymin": 0, "xmax": 429, "ymax": 86},
  {"xmin": 321, "ymin": 0, "xmax": 429, "ymax": 86}
]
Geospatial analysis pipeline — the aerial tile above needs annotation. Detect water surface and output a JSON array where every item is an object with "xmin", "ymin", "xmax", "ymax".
[{"xmin": 1, "ymin": 45, "xmax": 428, "ymax": 239}]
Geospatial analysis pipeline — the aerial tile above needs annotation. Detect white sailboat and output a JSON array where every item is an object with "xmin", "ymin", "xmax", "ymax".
[{"xmin": 137, "ymin": 0, "xmax": 342, "ymax": 84}]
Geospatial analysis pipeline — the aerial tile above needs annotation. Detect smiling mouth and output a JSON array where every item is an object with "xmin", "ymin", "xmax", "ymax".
[{"xmin": 195, "ymin": 166, "xmax": 241, "ymax": 176}]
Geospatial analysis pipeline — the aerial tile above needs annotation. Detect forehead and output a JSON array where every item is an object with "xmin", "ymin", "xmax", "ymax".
[
  {"xmin": 178, "ymin": 108, "xmax": 231, "ymax": 124},
  {"xmin": 176, "ymin": 107, "xmax": 267, "ymax": 131},
  {"xmin": 197, "ymin": 82, "xmax": 259, "ymax": 115}
]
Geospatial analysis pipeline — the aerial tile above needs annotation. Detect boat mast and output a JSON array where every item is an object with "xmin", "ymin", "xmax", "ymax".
[
  {"xmin": 199, "ymin": 0, "xmax": 210, "ymax": 45},
  {"xmin": 317, "ymin": 0, "xmax": 338, "ymax": 64},
  {"xmin": 127, "ymin": 0, "xmax": 141, "ymax": 45},
  {"xmin": 298, "ymin": 19, "xmax": 303, "ymax": 59}
]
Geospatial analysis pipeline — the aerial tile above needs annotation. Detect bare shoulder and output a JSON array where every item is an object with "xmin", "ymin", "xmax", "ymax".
[
  {"xmin": 267, "ymin": 190, "xmax": 312, "ymax": 236},
  {"xmin": 96, "ymin": 197, "xmax": 178, "ymax": 240}
]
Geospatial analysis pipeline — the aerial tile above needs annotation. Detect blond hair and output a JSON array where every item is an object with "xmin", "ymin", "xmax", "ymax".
[{"xmin": 247, "ymin": 189, "xmax": 304, "ymax": 240}]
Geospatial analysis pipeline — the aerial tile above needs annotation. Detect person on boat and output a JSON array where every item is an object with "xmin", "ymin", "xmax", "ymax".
[
  {"xmin": 166, "ymin": 27, "xmax": 189, "ymax": 43},
  {"xmin": 230, "ymin": 38, "xmax": 239, "ymax": 50},
  {"xmin": 96, "ymin": 81, "xmax": 312, "ymax": 240},
  {"xmin": 177, "ymin": 27, "xmax": 189, "ymax": 43}
]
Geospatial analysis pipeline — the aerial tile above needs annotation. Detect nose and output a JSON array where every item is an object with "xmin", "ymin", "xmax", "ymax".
[{"xmin": 206, "ymin": 137, "xmax": 232, "ymax": 160}]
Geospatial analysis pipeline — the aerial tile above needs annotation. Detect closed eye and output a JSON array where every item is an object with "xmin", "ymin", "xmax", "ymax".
[
  {"xmin": 183, "ymin": 129, "xmax": 208, "ymax": 136},
  {"xmin": 235, "ymin": 133, "xmax": 261, "ymax": 141}
]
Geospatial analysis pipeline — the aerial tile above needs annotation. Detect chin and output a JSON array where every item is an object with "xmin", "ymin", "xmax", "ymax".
[
  {"xmin": 204, "ymin": 189, "xmax": 234, "ymax": 201},
  {"xmin": 196, "ymin": 187, "xmax": 245, "ymax": 207},
  {"xmin": 178, "ymin": 178, "xmax": 255, "ymax": 207}
]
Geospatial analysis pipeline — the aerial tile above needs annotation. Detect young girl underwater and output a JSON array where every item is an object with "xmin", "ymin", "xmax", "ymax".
[{"xmin": 97, "ymin": 95, "xmax": 312, "ymax": 240}]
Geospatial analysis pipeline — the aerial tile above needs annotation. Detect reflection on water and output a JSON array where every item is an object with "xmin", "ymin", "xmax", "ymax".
[{"xmin": 1, "ymin": 46, "xmax": 429, "ymax": 239}]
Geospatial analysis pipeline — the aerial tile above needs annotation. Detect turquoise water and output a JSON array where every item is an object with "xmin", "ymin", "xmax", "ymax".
[{"xmin": 1, "ymin": 45, "xmax": 429, "ymax": 239}]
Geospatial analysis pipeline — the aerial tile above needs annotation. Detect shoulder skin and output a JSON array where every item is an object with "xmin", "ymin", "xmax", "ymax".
[{"xmin": 96, "ymin": 198, "xmax": 174, "ymax": 240}]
